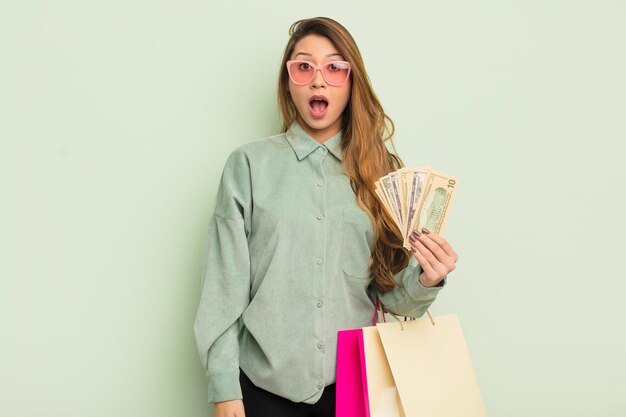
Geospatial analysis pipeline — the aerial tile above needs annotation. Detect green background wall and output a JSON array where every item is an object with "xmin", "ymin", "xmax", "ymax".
[{"xmin": 1, "ymin": 1, "xmax": 624, "ymax": 416}]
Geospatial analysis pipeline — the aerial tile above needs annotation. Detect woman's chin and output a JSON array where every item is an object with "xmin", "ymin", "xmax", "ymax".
[{"xmin": 300, "ymin": 113, "xmax": 339, "ymax": 133}]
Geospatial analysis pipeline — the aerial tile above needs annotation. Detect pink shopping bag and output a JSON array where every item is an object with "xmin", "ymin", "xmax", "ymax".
[
  {"xmin": 336, "ymin": 329, "xmax": 370, "ymax": 417},
  {"xmin": 336, "ymin": 297, "xmax": 387, "ymax": 417}
]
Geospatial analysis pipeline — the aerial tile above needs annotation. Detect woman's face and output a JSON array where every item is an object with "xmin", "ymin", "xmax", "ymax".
[{"xmin": 287, "ymin": 34, "xmax": 351, "ymax": 142}]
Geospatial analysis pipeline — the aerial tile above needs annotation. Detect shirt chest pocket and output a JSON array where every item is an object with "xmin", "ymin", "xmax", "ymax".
[{"xmin": 340, "ymin": 208, "xmax": 375, "ymax": 280}]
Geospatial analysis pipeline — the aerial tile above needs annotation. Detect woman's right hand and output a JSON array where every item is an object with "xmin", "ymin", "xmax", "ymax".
[{"xmin": 214, "ymin": 399, "xmax": 245, "ymax": 417}]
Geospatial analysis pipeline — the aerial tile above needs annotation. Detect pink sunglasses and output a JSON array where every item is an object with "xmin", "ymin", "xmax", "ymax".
[{"xmin": 286, "ymin": 60, "xmax": 352, "ymax": 86}]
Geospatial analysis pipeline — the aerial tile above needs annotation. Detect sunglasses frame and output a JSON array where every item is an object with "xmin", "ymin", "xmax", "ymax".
[{"xmin": 286, "ymin": 60, "xmax": 352, "ymax": 86}]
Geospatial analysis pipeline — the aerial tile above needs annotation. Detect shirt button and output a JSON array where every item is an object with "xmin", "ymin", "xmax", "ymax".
[
  {"xmin": 317, "ymin": 383, "xmax": 323, "ymax": 390},
  {"xmin": 317, "ymin": 181, "xmax": 324, "ymax": 187},
  {"xmin": 316, "ymin": 301, "xmax": 323, "ymax": 308},
  {"xmin": 317, "ymin": 214, "xmax": 323, "ymax": 221},
  {"xmin": 317, "ymin": 342, "xmax": 324, "ymax": 349},
  {"xmin": 316, "ymin": 258, "xmax": 323, "ymax": 265}
]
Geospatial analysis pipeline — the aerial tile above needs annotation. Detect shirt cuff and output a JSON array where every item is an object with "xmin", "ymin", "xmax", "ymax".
[
  {"xmin": 405, "ymin": 274, "xmax": 447, "ymax": 300},
  {"xmin": 207, "ymin": 369, "xmax": 243, "ymax": 404}
]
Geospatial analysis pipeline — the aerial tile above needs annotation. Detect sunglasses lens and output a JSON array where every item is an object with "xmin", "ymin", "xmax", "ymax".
[
  {"xmin": 323, "ymin": 62, "xmax": 350, "ymax": 85},
  {"xmin": 289, "ymin": 62, "xmax": 315, "ymax": 84}
]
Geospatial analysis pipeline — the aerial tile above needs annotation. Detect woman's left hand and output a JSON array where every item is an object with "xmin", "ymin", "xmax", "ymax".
[{"xmin": 409, "ymin": 228, "xmax": 458, "ymax": 288}]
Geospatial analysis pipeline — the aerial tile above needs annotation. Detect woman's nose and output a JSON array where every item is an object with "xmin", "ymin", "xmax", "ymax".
[{"xmin": 310, "ymin": 67, "xmax": 326, "ymax": 88}]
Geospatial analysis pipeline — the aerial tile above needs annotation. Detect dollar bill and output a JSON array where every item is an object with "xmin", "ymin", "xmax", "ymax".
[
  {"xmin": 380, "ymin": 174, "xmax": 403, "ymax": 228},
  {"xmin": 403, "ymin": 170, "xmax": 458, "ymax": 248},
  {"xmin": 374, "ymin": 167, "xmax": 458, "ymax": 249},
  {"xmin": 374, "ymin": 182, "xmax": 402, "ymax": 232}
]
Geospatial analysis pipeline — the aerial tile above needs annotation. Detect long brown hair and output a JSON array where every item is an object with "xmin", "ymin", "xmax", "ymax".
[{"xmin": 277, "ymin": 17, "xmax": 410, "ymax": 292}]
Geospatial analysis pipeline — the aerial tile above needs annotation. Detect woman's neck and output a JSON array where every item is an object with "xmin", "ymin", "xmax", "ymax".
[{"xmin": 295, "ymin": 115, "xmax": 342, "ymax": 144}]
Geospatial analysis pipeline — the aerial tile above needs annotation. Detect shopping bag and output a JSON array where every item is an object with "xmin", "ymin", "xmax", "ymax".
[
  {"xmin": 336, "ymin": 296, "xmax": 388, "ymax": 417},
  {"xmin": 361, "ymin": 325, "xmax": 406, "ymax": 417},
  {"xmin": 366, "ymin": 314, "xmax": 487, "ymax": 417},
  {"xmin": 336, "ymin": 329, "xmax": 369, "ymax": 417},
  {"xmin": 336, "ymin": 297, "xmax": 487, "ymax": 417}
]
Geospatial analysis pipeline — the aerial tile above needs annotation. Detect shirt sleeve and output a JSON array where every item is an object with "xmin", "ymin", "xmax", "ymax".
[
  {"xmin": 369, "ymin": 255, "xmax": 446, "ymax": 319},
  {"xmin": 193, "ymin": 148, "xmax": 252, "ymax": 404}
]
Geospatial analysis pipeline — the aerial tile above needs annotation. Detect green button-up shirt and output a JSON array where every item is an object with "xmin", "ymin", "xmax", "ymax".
[{"xmin": 193, "ymin": 120, "xmax": 446, "ymax": 408}]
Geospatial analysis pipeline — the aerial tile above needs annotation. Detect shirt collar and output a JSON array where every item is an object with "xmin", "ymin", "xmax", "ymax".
[{"xmin": 285, "ymin": 120, "xmax": 344, "ymax": 161}]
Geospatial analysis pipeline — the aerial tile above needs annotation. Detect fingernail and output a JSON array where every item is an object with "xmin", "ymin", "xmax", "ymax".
[
  {"xmin": 411, "ymin": 246, "xmax": 416, "ymax": 252},
  {"xmin": 412, "ymin": 230, "xmax": 421, "ymax": 238},
  {"xmin": 409, "ymin": 235, "xmax": 416, "ymax": 242},
  {"xmin": 422, "ymin": 228, "xmax": 430, "ymax": 234}
]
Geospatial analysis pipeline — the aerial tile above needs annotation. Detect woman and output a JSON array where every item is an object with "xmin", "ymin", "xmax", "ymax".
[{"xmin": 194, "ymin": 16, "xmax": 458, "ymax": 417}]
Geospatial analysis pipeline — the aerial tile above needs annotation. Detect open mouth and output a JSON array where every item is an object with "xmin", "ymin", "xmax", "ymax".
[{"xmin": 309, "ymin": 96, "xmax": 329, "ymax": 117}]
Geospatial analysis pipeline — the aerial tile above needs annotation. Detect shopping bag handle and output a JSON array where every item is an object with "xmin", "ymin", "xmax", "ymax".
[
  {"xmin": 373, "ymin": 295, "xmax": 435, "ymax": 328},
  {"xmin": 372, "ymin": 295, "xmax": 388, "ymax": 325}
]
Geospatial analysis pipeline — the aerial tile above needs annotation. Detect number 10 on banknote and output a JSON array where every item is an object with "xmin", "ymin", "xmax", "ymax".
[{"xmin": 374, "ymin": 167, "xmax": 459, "ymax": 249}]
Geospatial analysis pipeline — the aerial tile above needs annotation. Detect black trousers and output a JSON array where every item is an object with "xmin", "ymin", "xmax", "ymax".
[{"xmin": 239, "ymin": 369, "xmax": 336, "ymax": 417}]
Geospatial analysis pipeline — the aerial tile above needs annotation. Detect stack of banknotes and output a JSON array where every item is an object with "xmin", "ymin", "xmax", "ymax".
[{"xmin": 374, "ymin": 167, "xmax": 459, "ymax": 249}]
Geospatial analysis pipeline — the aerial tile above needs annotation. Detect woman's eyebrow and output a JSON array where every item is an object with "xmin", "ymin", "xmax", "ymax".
[{"xmin": 294, "ymin": 52, "xmax": 343, "ymax": 58}]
